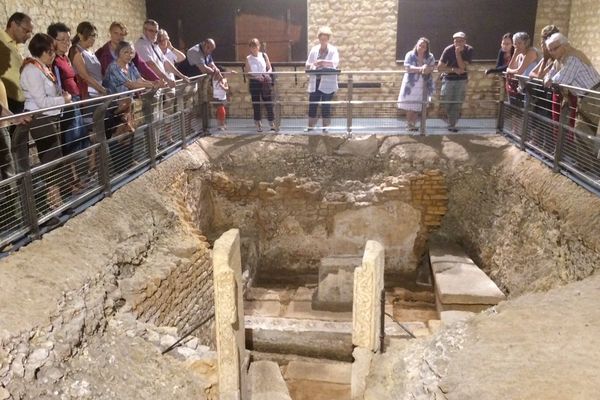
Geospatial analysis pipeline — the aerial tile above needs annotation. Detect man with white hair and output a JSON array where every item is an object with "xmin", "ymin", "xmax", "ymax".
[
  {"xmin": 545, "ymin": 32, "xmax": 600, "ymax": 167},
  {"xmin": 437, "ymin": 31, "xmax": 474, "ymax": 132}
]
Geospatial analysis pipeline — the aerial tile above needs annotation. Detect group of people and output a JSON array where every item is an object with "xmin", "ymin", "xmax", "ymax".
[
  {"xmin": 397, "ymin": 32, "xmax": 474, "ymax": 132},
  {"xmin": 0, "ymin": 13, "xmax": 219, "ymax": 215},
  {"xmin": 491, "ymin": 25, "xmax": 600, "ymax": 166}
]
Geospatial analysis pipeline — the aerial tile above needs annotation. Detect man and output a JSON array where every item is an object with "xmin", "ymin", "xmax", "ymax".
[
  {"xmin": 134, "ymin": 19, "xmax": 182, "ymax": 88},
  {"xmin": 96, "ymin": 21, "xmax": 159, "ymax": 81},
  {"xmin": 187, "ymin": 38, "xmax": 221, "ymax": 79},
  {"xmin": 545, "ymin": 33, "xmax": 600, "ymax": 168},
  {"xmin": 0, "ymin": 12, "xmax": 33, "ymax": 179},
  {"xmin": 1, "ymin": 12, "xmax": 33, "ymax": 116},
  {"xmin": 437, "ymin": 31, "xmax": 474, "ymax": 132}
]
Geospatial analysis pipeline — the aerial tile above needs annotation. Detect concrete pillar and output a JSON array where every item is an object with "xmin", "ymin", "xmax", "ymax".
[
  {"xmin": 351, "ymin": 240, "xmax": 385, "ymax": 399},
  {"xmin": 213, "ymin": 228, "xmax": 249, "ymax": 400}
]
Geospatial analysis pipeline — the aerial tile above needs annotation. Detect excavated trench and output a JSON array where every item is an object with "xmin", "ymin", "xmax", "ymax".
[{"xmin": 3, "ymin": 134, "xmax": 600, "ymax": 400}]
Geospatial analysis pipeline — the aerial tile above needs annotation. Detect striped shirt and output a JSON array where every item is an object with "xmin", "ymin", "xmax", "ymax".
[{"xmin": 549, "ymin": 55, "xmax": 600, "ymax": 96}]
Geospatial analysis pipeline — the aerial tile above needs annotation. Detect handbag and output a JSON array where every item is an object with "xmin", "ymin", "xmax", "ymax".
[{"xmin": 261, "ymin": 79, "xmax": 272, "ymax": 98}]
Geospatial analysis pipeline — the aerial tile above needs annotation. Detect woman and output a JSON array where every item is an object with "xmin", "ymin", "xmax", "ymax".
[
  {"xmin": 103, "ymin": 41, "xmax": 162, "ymax": 172},
  {"xmin": 485, "ymin": 33, "xmax": 514, "ymax": 75},
  {"xmin": 244, "ymin": 38, "xmax": 275, "ymax": 132},
  {"xmin": 69, "ymin": 22, "xmax": 106, "ymax": 100},
  {"xmin": 397, "ymin": 37, "xmax": 435, "ymax": 131},
  {"xmin": 506, "ymin": 32, "xmax": 539, "ymax": 106},
  {"xmin": 19, "ymin": 33, "xmax": 72, "ymax": 210},
  {"xmin": 48, "ymin": 22, "xmax": 88, "ymax": 194},
  {"xmin": 305, "ymin": 26, "xmax": 339, "ymax": 133}
]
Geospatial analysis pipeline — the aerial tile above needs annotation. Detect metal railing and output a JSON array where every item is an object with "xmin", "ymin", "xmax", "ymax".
[
  {"xmin": 498, "ymin": 74, "xmax": 600, "ymax": 193},
  {"xmin": 1, "ymin": 68, "xmax": 598, "ymax": 251},
  {"xmin": 0, "ymin": 75, "xmax": 204, "ymax": 252},
  {"xmin": 206, "ymin": 69, "xmax": 499, "ymax": 135}
]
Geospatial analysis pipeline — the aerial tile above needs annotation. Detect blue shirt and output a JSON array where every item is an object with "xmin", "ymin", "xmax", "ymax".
[{"xmin": 102, "ymin": 62, "xmax": 141, "ymax": 94}]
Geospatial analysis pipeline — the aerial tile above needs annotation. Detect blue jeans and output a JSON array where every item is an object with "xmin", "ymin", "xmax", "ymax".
[{"xmin": 441, "ymin": 79, "xmax": 467, "ymax": 127}]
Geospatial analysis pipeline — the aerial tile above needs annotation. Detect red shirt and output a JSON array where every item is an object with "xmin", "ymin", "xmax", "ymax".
[{"xmin": 52, "ymin": 54, "xmax": 80, "ymax": 97}]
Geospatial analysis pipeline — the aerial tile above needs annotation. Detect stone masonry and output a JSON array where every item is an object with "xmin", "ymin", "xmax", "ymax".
[{"xmin": 1, "ymin": 0, "xmax": 146, "ymax": 54}]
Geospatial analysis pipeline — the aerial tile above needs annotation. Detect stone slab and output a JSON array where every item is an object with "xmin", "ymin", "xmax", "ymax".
[
  {"xmin": 351, "ymin": 347, "xmax": 373, "ymax": 399},
  {"xmin": 314, "ymin": 256, "xmax": 362, "ymax": 311},
  {"xmin": 430, "ymin": 242, "xmax": 505, "ymax": 305},
  {"xmin": 244, "ymin": 300, "xmax": 281, "ymax": 317},
  {"xmin": 435, "ymin": 293, "xmax": 496, "ymax": 314},
  {"xmin": 440, "ymin": 310, "xmax": 476, "ymax": 325},
  {"xmin": 284, "ymin": 360, "xmax": 351, "ymax": 385},
  {"xmin": 248, "ymin": 360, "xmax": 291, "ymax": 400}
]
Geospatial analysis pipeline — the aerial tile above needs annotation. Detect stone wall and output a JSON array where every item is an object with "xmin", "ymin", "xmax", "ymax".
[
  {"xmin": 534, "ymin": 0, "xmax": 572, "ymax": 42},
  {"xmin": 1, "ymin": 0, "xmax": 146, "ymax": 53},
  {"xmin": 567, "ymin": 0, "xmax": 600, "ymax": 67},
  {"xmin": 191, "ymin": 137, "xmax": 449, "ymax": 279},
  {"xmin": 0, "ymin": 145, "xmax": 215, "ymax": 398},
  {"xmin": 440, "ymin": 145, "xmax": 600, "ymax": 296}
]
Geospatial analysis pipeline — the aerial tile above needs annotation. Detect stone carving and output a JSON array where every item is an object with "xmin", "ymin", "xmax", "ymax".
[
  {"xmin": 213, "ymin": 229, "xmax": 248, "ymax": 400},
  {"xmin": 352, "ymin": 240, "xmax": 384, "ymax": 352}
]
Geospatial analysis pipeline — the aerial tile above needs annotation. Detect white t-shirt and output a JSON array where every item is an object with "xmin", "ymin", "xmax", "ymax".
[
  {"xmin": 213, "ymin": 79, "xmax": 227, "ymax": 101},
  {"xmin": 135, "ymin": 36, "xmax": 167, "ymax": 77}
]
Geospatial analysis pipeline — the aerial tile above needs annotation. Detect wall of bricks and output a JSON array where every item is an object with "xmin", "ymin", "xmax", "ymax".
[{"xmin": 195, "ymin": 168, "xmax": 448, "ymax": 279}]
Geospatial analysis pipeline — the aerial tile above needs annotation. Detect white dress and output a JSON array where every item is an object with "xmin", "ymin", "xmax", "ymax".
[{"xmin": 397, "ymin": 75, "xmax": 427, "ymax": 112}]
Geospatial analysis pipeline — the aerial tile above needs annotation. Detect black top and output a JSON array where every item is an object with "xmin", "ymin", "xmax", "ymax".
[{"xmin": 440, "ymin": 43, "xmax": 474, "ymax": 80}]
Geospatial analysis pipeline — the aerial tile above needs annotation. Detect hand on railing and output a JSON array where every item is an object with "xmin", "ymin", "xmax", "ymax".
[{"xmin": 62, "ymin": 91, "xmax": 72, "ymax": 104}]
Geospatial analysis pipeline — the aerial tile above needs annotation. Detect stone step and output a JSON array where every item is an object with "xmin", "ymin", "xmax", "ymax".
[
  {"xmin": 429, "ymin": 240, "xmax": 505, "ymax": 312},
  {"xmin": 283, "ymin": 360, "xmax": 352, "ymax": 385},
  {"xmin": 248, "ymin": 360, "xmax": 292, "ymax": 400},
  {"xmin": 245, "ymin": 315, "xmax": 429, "ymax": 361}
]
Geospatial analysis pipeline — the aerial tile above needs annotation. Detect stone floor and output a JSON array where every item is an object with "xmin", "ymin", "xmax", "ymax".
[{"xmin": 244, "ymin": 279, "xmax": 439, "ymax": 399}]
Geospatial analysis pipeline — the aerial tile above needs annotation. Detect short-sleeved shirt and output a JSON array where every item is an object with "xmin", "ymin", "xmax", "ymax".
[
  {"xmin": 187, "ymin": 44, "xmax": 213, "ymax": 68},
  {"xmin": 53, "ymin": 55, "xmax": 80, "ymax": 97},
  {"xmin": 440, "ymin": 44, "xmax": 474, "ymax": 81},
  {"xmin": 103, "ymin": 62, "xmax": 141, "ymax": 94},
  {"xmin": 0, "ymin": 29, "xmax": 25, "ymax": 103},
  {"xmin": 135, "ymin": 36, "xmax": 167, "ymax": 77}
]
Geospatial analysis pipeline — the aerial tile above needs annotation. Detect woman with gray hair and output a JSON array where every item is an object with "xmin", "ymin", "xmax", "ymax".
[{"xmin": 505, "ymin": 32, "xmax": 539, "ymax": 106}]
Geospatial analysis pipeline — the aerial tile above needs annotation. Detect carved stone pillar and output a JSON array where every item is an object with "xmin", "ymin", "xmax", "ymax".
[{"xmin": 213, "ymin": 228, "xmax": 248, "ymax": 400}]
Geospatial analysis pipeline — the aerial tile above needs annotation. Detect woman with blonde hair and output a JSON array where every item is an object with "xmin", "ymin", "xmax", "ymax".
[{"xmin": 305, "ymin": 26, "xmax": 339, "ymax": 132}]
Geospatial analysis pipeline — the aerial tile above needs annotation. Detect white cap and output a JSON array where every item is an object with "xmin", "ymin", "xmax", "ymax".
[{"xmin": 453, "ymin": 31, "xmax": 466, "ymax": 39}]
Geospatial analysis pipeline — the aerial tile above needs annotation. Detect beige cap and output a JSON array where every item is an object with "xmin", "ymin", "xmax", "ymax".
[{"xmin": 453, "ymin": 31, "xmax": 467, "ymax": 39}]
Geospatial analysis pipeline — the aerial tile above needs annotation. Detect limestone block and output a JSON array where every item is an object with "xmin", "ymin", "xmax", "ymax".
[
  {"xmin": 213, "ymin": 229, "xmax": 247, "ymax": 400},
  {"xmin": 314, "ymin": 256, "xmax": 362, "ymax": 311},
  {"xmin": 248, "ymin": 361, "xmax": 291, "ymax": 400},
  {"xmin": 352, "ymin": 240, "xmax": 385, "ymax": 352},
  {"xmin": 440, "ymin": 310, "xmax": 475, "ymax": 325},
  {"xmin": 430, "ymin": 241, "xmax": 505, "ymax": 306},
  {"xmin": 351, "ymin": 347, "xmax": 373, "ymax": 400},
  {"xmin": 284, "ymin": 360, "xmax": 351, "ymax": 384}
]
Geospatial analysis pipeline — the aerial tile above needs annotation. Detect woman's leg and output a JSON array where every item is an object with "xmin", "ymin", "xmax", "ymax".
[
  {"xmin": 320, "ymin": 91, "xmax": 334, "ymax": 127},
  {"xmin": 249, "ymin": 80, "xmax": 262, "ymax": 123},
  {"xmin": 307, "ymin": 91, "xmax": 321, "ymax": 129}
]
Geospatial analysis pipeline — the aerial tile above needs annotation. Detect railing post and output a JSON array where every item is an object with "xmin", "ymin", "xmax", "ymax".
[
  {"xmin": 553, "ymin": 100, "xmax": 569, "ymax": 172},
  {"xmin": 419, "ymin": 78, "xmax": 429, "ymax": 136},
  {"xmin": 380, "ymin": 289, "xmax": 386, "ymax": 353},
  {"xmin": 273, "ymin": 74, "xmax": 281, "ymax": 131},
  {"xmin": 20, "ymin": 171, "xmax": 40, "ymax": 239},
  {"xmin": 497, "ymin": 75, "xmax": 506, "ymax": 132},
  {"xmin": 519, "ymin": 81, "xmax": 533, "ymax": 150},
  {"xmin": 93, "ymin": 100, "xmax": 112, "ymax": 197},
  {"xmin": 200, "ymin": 76, "xmax": 211, "ymax": 135},
  {"xmin": 346, "ymin": 73, "xmax": 354, "ymax": 135},
  {"xmin": 142, "ymin": 91, "xmax": 158, "ymax": 168},
  {"xmin": 177, "ymin": 86, "xmax": 187, "ymax": 148}
]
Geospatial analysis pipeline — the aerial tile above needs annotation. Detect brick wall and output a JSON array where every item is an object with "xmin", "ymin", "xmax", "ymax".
[{"xmin": 567, "ymin": 0, "xmax": 600, "ymax": 68}]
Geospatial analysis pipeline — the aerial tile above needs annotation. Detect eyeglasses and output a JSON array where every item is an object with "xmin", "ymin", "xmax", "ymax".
[{"xmin": 145, "ymin": 27, "xmax": 158, "ymax": 34}]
